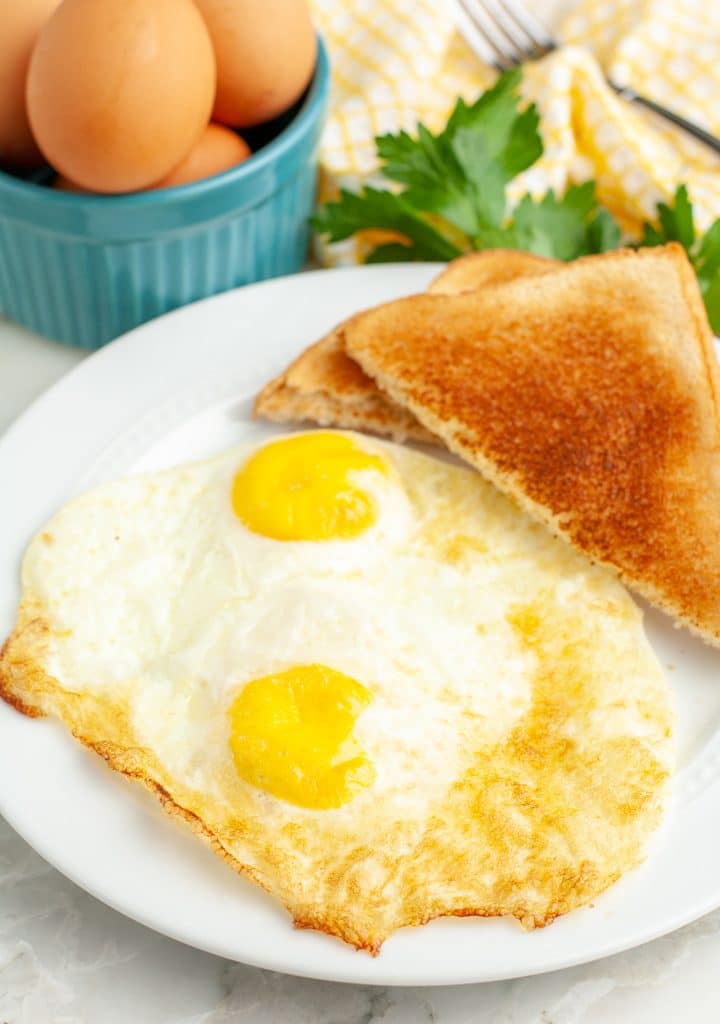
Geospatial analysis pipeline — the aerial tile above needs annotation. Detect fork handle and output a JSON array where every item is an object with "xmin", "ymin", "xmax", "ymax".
[{"xmin": 609, "ymin": 79, "xmax": 720, "ymax": 155}]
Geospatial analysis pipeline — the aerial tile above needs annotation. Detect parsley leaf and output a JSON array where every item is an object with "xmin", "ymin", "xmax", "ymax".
[
  {"xmin": 312, "ymin": 72, "xmax": 720, "ymax": 330},
  {"xmin": 696, "ymin": 219, "xmax": 720, "ymax": 280},
  {"xmin": 639, "ymin": 186, "xmax": 720, "ymax": 331},
  {"xmin": 502, "ymin": 183, "xmax": 614, "ymax": 259},
  {"xmin": 312, "ymin": 71, "xmax": 612, "ymax": 263},
  {"xmin": 378, "ymin": 70, "xmax": 541, "ymax": 234},
  {"xmin": 586, "ymin": 207, "xmax": 623, "ymax": 254},
  {"xmin": 311, "ymin": 186, "xmax": 461, "ymax": 261},
  {"xmin": 702, "ymin": 275, "xmax": 720, "ymax": 333},
  {"xmin": 314, "ymin": 70, "xmax": 542, "ymax": 247}
]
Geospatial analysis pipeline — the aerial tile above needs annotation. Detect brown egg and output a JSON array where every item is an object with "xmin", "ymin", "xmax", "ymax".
[
  {"xmin": 151, "ymin": 124, "xmax": 251, "ymax": 189},
  {"xmin": 27, "ymin": 0, "xmax": 216, "ymax": 194},
  {"xmin": 0, "ymin": 0, "xmax": 60, "ymax": 170},
  {"xmin": 53, "ymin": 126, "xmax": 250, "ymax": 194},
  {"xmin": 194, "ymin": 0, "xmax": 316, "ymax": 128}
]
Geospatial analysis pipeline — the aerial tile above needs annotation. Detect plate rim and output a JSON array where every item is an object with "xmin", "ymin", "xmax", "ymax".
[{"xmin": 2, "ymin": 263, "xmax": 720, "ymax": 987}]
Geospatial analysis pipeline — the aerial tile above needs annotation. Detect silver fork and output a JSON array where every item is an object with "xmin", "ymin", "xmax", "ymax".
[{"xmin": 451, "ymin": 0, "xmax": 720, "ymax": 155}]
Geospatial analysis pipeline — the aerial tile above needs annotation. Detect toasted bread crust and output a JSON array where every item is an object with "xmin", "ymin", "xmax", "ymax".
[
  {"xmin": 254, "ymin": 251, "xmax": 558, "ymax": 441},
  {"xmin": 345, "ymin": 244, "xmax": 720, "ymax": 646},
  {"xmin": 427, "ymin": 250, "xmax": 556, "ymax": 295},
  {"xmin": 254, "ymin": 326, "xmax": 437, "ymax": 444}
]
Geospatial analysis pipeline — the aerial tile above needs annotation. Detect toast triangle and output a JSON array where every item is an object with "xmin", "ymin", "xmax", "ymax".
[
  {"xmin": 344, "ymin": 244, "xmax": 720, "ymax": 646},
  {"xmin": 253, "ymin": 250, "xmax": 556, "ymax": 442}
]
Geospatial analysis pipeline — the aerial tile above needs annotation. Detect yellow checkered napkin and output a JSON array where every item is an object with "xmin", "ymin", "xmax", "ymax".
[{"xmin": 310, "ymin": 0, "xmax": 720, "ymax": 261}]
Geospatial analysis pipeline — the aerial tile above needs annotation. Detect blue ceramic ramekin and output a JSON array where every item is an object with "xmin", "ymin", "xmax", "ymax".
[{"xmin": 0, "ymin": 38, "xmax": 330, "ymax": 349}]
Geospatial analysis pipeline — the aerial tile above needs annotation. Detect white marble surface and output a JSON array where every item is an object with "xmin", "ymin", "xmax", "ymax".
[{"xmin": 3, "ymin": 322, "xmax": 720, "ymax": 1023}]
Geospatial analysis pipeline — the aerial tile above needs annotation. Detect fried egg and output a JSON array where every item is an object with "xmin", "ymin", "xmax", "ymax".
[{"xmin": 0, "ymin": 431, "xmax": 674, "ymax": 952}]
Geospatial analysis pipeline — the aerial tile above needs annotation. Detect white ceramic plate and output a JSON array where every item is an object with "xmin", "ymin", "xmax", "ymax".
[{"xmin": 2, "ymin": 265, "xmax": 720, "ymax": 987}]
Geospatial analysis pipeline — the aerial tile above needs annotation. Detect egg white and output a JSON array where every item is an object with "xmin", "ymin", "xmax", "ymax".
[
  {"xmin": 6, "ymin": 431, "xmax": 674, "ymax": 950},
  {"xmin": 24, "ymin": 432, "xmax": 667, "ymax": 819}
]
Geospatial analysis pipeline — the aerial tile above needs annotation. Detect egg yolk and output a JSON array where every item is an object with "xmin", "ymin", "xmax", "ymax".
[
  {"xmin": 229, "ymin": 664, "xmax": 375, "ymax": 809},
  {"xmin": 231, "ymin": 432, "xmax": 387, "ymax": 541}
]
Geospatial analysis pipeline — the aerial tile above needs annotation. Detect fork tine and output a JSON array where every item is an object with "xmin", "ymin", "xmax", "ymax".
[
  {"xmin": 453, "ymin": 0, "xmax": 506, "ymax": 69},
  {"xmin": 477, "ymin": 0, "xmax": 537, "ymax": 59},
  {"xmin": 454, "ymin": 0, "xmax": 556, "ymax": 68},
  {"xmin": 494, "ymin": 0, "xmax": 555, "ymax": 53},
  {"xmin": 456, "ymin": 0, "xmax": 720, "ymax": 158},
  {"xmin": 456, "ymin": 0, "xmax": 519, "ymax": 71}
]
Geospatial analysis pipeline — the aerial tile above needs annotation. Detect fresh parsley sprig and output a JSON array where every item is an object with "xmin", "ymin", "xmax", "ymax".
[
  {"xmin": 312, "ymin": 70, "xmax": 720, "ymax": 331},
  {"xmin": 639, "ymin": 185, "xmax": 720, "ymax": 330},
  {"xmin": 313, "ymin": 72, "xmax": 614, "ymax": 260}
]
